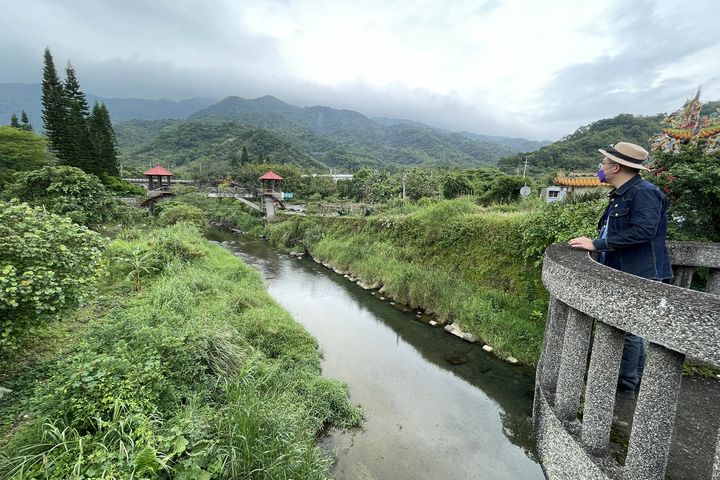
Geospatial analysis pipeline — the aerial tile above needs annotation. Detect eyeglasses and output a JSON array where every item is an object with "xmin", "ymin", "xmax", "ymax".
[{"xmin": 598, "ymin": 160, "xmax": 617, "ymax": 169}]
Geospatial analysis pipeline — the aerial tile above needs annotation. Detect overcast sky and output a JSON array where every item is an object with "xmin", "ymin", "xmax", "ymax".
[{"xmin": 2, "ymin": 0, "xmax": 718, "ymax": 140}]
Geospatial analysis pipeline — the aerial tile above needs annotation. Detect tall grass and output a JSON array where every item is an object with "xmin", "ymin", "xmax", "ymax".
[{"xmin": 0, "ymin": 225, "xmax": 361, "ymax": 479}]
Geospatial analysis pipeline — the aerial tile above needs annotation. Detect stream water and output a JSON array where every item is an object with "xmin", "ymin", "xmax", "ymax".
[{"xmin": 207, "ymin": 227, "xmax": 544, "ymax": 480}]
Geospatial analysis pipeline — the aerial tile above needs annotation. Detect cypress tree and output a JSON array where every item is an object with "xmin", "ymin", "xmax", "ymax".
[
  {"xmin": 230, "ymin": 150, "xmax": 239, "ymax": 168},
  {"xmin": 10, "ymin": 113, "xmax": 20, "ymax": 128},
  {"xmin": 88, "ymin": 101, "xmax": 119, "ymax": 176},
  {"xmin": 99, "ymin": 102, "xmax": 119, "ymax": 176},
  {"xmin": 240, "ymin": 145, "xmax": 249, "ymax": 165},
  {"xmin": 41, "ymin": 47, "xmax": 66, "ymax": 156},
  {"xmin": 63, "ymin": 63, "xmax": 93, "ymax": 171},
  {"xmin": 20, "ymin": 111, "xmax": 33, "ymax": 131}
]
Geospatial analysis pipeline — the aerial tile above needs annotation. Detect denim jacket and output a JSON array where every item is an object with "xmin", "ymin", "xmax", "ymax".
[{"xmin": 591, "ymin": 175, "xmax": 673, "ymax": 280}]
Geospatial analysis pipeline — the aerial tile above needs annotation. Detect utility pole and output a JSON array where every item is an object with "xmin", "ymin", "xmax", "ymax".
[
  {"xmin": 402, "ymin": 171, "xmax": 407, "ymax": 200},
  {"xmin": 523, "ymin": 157, "xmax": 529, "ymax": 186}
]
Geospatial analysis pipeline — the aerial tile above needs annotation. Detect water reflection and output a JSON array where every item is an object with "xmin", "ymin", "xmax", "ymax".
[{"xmin": 207, "ymin": 228, "xmax": 542, "ymax": 480}]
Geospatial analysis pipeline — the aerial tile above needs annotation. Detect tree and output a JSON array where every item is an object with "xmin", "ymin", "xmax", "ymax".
[
  {"xmin": 41, "ymin": 47, "xmax": 66, "ymax": 156},
  {"xmin": 0, "ymin": 201, "xmax": 106, "ymax": 351},
  {"xmin": 240, "ymin": 145, "xmax": 250, "ymax": 165},
  {"xmin": 652, "ymin": 146, "xmax": 720, "ymax": 241},
  {"xmin": 0, "ymin": 126, "xmax": 49, "ymax": 189},
  {"xmin": 62, "ymin": 62, "xmax": 93, "ymax": 171},
  {"xmin": 87, "ymin": 102, "xmax": 119, "ymax": 176},
  {"xmin": 9, "ymin": 114, "xmax": 20, "ymax": 128},
  {"xmin": 405, "ymin": 169, "xmax": 440, "ymax": 201},
  {"xmin": 20, "ymin": 111, "xmax": 32, "ymax": 132},
  {"xmin": 229, "ymin": 150, "xmax": 239, "ymax": 168},
  {"xmin": 442, "ymin": 172, "xmax": 474, "ymax": 199},
  {"xmin": 3, "ymin": 166, "xmax": 117, "ymax": 227},
  {"xmin": 476, "ymin": 174, "xmax": 526, "ymax": 205}
]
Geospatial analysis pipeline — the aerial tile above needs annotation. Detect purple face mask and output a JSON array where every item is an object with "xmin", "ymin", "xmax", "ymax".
[{"xmin": 597, "ymin": 168, "xmax": 607, "ymax": 183}]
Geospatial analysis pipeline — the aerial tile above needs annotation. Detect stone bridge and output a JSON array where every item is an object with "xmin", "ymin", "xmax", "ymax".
[{"xmin": 534, "ymin": 241, "xmax": 720, "ymax": 479}]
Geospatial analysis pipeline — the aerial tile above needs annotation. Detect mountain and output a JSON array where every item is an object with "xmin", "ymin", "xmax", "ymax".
[
  {"xmin": 497, "ymin": 113, "xmax": 665, "ymax": 175},
  {"xmin": 0, "ymin": 82, "xmax": 215, "ymax": 129},
  {"xmin": 459, "ymin": 132, "xmax": 551, "ymax": 153},
  {"xmin": 117, "ymin": 121, "xmax": 325, "ymax": 173},
  {"xmin": 187, "ymin": 95, "xmax": 524, "ymax": 169}
]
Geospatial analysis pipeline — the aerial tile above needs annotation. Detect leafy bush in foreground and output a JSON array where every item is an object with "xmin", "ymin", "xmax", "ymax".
[
  {"xmin": 0, "ymin": 201, "xmax": 106, "ymax": 353},
  {"xmin": 2, "ymin": 166, "xmax": 118, "ymax": 227}
]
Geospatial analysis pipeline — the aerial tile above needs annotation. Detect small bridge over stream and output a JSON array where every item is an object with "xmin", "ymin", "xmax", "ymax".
[
  {"xmin": 534, "ymin": 241, "xmax": 720, "ymax": 479},
  {"xmin": 206, "ymin": 190, "xmax": 287, "ymax": 218}
]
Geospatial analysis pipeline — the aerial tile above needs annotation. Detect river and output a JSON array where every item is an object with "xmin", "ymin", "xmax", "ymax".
[{"xmin": 208, "ymin": 227, "xmax": 544, "ymax": 480}]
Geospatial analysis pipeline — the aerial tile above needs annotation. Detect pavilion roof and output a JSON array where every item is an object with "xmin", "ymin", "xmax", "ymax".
[
  {"xmin": 259, "ymin": 171, "xmax": 283, "ymax": 180},
  {"xmin": 144, "ymin": 165, "xmax": 174, "ymax": 176}
]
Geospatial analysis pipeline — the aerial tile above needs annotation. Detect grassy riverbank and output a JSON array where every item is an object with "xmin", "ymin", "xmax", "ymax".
[
  {"xmin": 0, "ymin": 224, "xmax": 361, "ymax": 479},
  {"xmin": 156, "ymin": 189, "xmax": 264, "ymax": 235},
  {"xmin": 265, "ymin": 200, "xmax": 551, "ymax": 365}
]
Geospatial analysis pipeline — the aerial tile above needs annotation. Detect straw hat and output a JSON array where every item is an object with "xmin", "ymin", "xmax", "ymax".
[{"xmin": 598, "ymin": 142, "xmax": 650, "ymax": 170}]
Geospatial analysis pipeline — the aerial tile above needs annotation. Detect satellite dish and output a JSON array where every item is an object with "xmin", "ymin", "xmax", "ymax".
[{"xmin": 520, "ymin": 186, "xmax": 531, "ymax": 197}]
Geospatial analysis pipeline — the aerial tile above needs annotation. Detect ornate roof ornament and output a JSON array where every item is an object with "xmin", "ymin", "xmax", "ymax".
[{"xmin": 651, "ymin": 86, "xmax": 720, "ymax": 154}]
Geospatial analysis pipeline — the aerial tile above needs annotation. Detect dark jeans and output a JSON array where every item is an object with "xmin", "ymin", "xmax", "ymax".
[{"xmin": 618, "ymin": 333, "xmax": 645, "ymax": 392}]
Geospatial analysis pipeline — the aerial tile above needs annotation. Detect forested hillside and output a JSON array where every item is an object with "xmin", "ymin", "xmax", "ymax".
[
  {"xmin": 118, "ymin": 121, "xmax": 326, "ymax": 174},
  {"xmin": 118, "ymin": 95, "xmax": 525, "ymax": 173},
  {"xmin": 498, "ymin": 99, "xmax": 720, "ymax": 176},
  {"xmin": 497, "ymin": 114, "xmax": 665, "ymax": 175}
]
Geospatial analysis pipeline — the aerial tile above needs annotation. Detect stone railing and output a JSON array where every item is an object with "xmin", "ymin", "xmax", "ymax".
[{"xmin": 534, "ymin": 241, "xmax": 720, "ymax": 479}]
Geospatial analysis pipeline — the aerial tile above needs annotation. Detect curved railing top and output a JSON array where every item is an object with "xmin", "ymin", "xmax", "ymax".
[{"xmin": 542, "ymin": 242, "xmax": 720, "ymax": 367}]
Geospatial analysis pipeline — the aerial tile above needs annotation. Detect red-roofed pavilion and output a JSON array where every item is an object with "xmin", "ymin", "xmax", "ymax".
[
  {"xmin": 144, "ymin": 165, "xmax": 174, "ymax": 191},
  {"xmin": 259, "ymin": 171, "xmax": 283, "ymax": 195}
]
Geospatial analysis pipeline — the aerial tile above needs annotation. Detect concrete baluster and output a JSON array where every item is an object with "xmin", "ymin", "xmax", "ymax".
[
  {"xmin": 713, "ymin": 425, "xmax": 720, "ymax": 480},
  {"xmin": 672, "ymin": 266, "xmax": 696, "ymax": 288},
  {"xmin": 539, "ymin": 297, "xmax": 569, "ymax": 397},
  {"xmin": 623, "ymin": 343, "xmax": 685, "ymax": 480},
  {"xmin": 706, "ymin": 268, "xmax": 720, "ymax": 296},
  {"xmin": 554, "ymin": 308, "xmax": 593, "ymax": 423},
  {"xmin": 581, "ymin": 322, "xmax": 626, "ymax": 453}
]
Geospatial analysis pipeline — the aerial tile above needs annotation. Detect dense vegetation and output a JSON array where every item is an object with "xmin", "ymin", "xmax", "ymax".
[
  {"xmin": 0, "ymin": 224, "xmax": 361, "ymax": 478},
  {"xmin": 115, "ymin": 96, "xmax": 531, "ymax": 176},
  {"xmin": 498, "ymin": 113, "xmax": 665, "ymax": 175},
  {"xmin": 3, "ymin": 166, "xmax": 121, "ymax": 227},
  {"xmin": 0, "ymin": 202, "xmax": 106, "ymax": 352},
  {"xmin": 155, "ymin": 189, "xmax": 263, "ymax": 235},
  {"xmin": 0, "ymin": 126, "xmax": 50, "ymax": 189},
  {"xmin": 652, "ymin": 145, "xmax": 720, "ymax": 241}
]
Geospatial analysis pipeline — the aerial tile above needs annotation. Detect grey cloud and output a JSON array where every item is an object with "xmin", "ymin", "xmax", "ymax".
[
  {"xmin": 2, "ymin": 1, "xmax": 718, "ymax": 141},
  {"xmin": 532, "ymin": 0, "xmax": 720, "ymax": 137}
]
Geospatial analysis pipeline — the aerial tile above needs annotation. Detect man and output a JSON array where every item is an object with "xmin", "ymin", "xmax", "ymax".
[{"xmin": 568, "ymin": 142, "xmax": 673, "ymax": 400}]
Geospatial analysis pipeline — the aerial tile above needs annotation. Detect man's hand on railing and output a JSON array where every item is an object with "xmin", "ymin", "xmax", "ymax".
[{"xmin": 568, "ymin": 237, "xmax": 596, "ymax": 251}]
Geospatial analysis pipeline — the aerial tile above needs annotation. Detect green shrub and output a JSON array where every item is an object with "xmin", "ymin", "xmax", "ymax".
[
  {"xmin": 156, "ymin": 203, "xmax": 207, "ymax": 230},
  {"xmin": 0, "ymin": 202, "xmax": 106, "ymax": 353},
  {"xmin": 100, "ymin": 175, "xmax": 145, "ymax": 196},
  {"xmin": 3, "ymin": 166, "xmax": 118, "ymax": 227},
  {"xmin": 521, "ymin": 198, "xmax": 606, "ymax": 265}
]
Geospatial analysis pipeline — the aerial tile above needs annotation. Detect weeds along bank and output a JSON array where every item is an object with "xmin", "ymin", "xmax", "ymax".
[
  {"xmin": 265, "ymin": 198, "xmax": 606, "ymax": 366},
  {"xmin": 156, "ymin": 189, "xmax": 264, "ymax": 235},
  {"xmin": 0, "ymin": 223, "xmax": 361, "ymax": 479}
]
